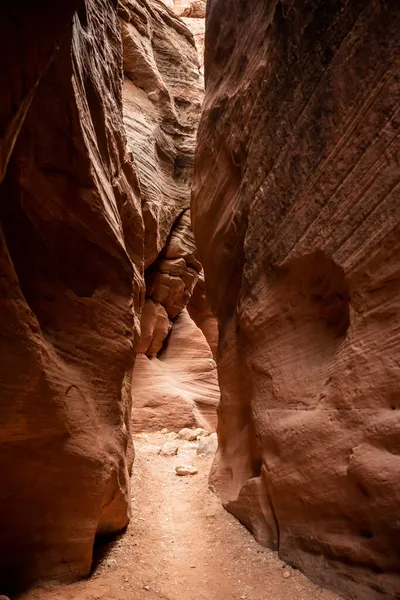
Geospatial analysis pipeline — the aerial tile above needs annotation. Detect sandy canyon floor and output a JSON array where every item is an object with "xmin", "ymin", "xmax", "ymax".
[{"xmin": 19, "ymin": 433, "xmax": 341, "ymax": 600}]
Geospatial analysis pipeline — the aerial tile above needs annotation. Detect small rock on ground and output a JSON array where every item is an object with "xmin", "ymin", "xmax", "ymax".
[
  {"xmin": 175, "ymin": 464, "xmax": 198, "ymax": 476},
  {"xmin": 161, "ymin": 428, "xmax": 169, "ymax": 434},
  {"xmin": 177, "ymin": 428, "xmax": 198, "ymax": 441},
  {"xmin": 283, "ymin": 570, "xmax": 291, "ymax": 579},
  {"xmin": 197, "ymin": 432, "xmax": 218, "ymax": 456},
  {"xmin": 194, "ymin": 427, "xmax": 210, "ymax": 438},
  {"xmin": 159, "ymin": 442, "xmax": 179, "ymax": 456}
]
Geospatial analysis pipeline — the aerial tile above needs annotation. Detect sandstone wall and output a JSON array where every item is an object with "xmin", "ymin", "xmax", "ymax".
[
  {"xmin": 0, "ymin": 0, "xmax": 147, "ymax": 589},
  {"xmin": 192, "ymin": 1, "xmax": 400, "ymax": 599},
  {"xmin": 160, "ymin": 0, "xmax": 205, "ymax": 77},
  {"xmin": 0, "ymin": 0, "xmax": 212, "ymax": 590},
  {"xmin": 120, "ymin": 0, "xmax": 218, "ymax": 431}
]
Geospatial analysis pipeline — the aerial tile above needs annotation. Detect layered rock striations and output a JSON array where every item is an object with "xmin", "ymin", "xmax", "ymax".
[
  {"xmin": 0, "ymin": 0, "xmax": 145, "ymax": 589},
  {"xmin": 120, "ymin": 1, "xmax": 218, "ymax": 431},
  {"xmin": 0, "ymin": 0, "xmax": 213, "ymax": 589},
  {"xmin": 132, "ymin": 213, "xmax": 219, "ymax": 432},
  {"xmin": 160, "ymin": 0, "xmax": 205, "ymax": 75},
  {"xmin": 188, "ymin": 271, "xmax": 219, "ymax": 360},
  {"xmin": 0, "ymin": 0, "xmax": 214, "ymax": 590},
  {"xmin": 192, "ymin": 1, "xmax": 400, "ymax": 599},
  {"xmin": 133, "ymin": 308, "xmax": 219, "ymax": 432}
]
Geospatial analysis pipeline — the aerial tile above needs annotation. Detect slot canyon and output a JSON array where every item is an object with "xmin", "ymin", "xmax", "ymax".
[{"xmin": 0, "ymin": 1, "xmax": 399, "ymax": 600}]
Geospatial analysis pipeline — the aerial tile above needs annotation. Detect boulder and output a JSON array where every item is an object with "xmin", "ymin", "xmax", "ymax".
[
  {"xmin": 194, "ymin": 427, "xmax": 210, "ymax": 438},
  {"xmin": 177, "ymin": 428, "xmax": 198, "ymax": 442}
]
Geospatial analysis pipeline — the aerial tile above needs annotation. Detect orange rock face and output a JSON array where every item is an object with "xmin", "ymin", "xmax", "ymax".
[
  {"xmin": 132, "ymin": 310, "xmax": 219, "ymax": 432},
  {"xmin": 192, "ymin": 2, "xmax": 400, "ymax": 599},
  {"xmin": 188, "ymin": 272, "xmax": 219, "ymax": 359},
  {"xmin": 0, "ymin": 0, "xmax": 213, "ymax": 591},
  {"xmin": 0, "ymin": 0, "xmax": 144, "ymax": 590},
  {"xmin": 120, "ymin": 0, "xmax": 218, "ymax": 432}
]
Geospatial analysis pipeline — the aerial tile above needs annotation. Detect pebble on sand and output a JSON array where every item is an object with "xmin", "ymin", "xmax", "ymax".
[
  {"xmin": 159, "ymin": 442, "xmax": 179, "ymax": 456},
  {"xmin": 177, "ymin": 428, "xmax": 198, "ymax": 441},
  {"xmin": 175, "ymin": 464, "xmax": 198, "ymax": 476}
]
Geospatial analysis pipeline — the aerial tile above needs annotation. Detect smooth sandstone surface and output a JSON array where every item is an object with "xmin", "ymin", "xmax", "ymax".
[
  {"xmin": 188, "ymin": 271, "xmax": 219, "ymax": 359},
  {"xmin": 132, "ymin": 310, "xmax": 219, "ymax": 432},
  {"xmin": 0, "ymin": 0, "xmax": 144, "ymax": 589},
  {"xmin": 192, "ymin": 2, "xmax": 400, "ymax": 599}
]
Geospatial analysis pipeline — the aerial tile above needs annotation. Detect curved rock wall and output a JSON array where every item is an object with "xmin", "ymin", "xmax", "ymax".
[
  {"xmin": 120, "ymin": 1, "xmax": 218, "ymax": 431},
  {"xmin": 0, "ymin": 0, "xmax": 215, "ymax": 590},
  {"xmin": 0, "ymin": 0, "xmax": 144, "ymax": 589},
  {"xmin": 192, "ymin": 1, "xmax": 400, "ymax": 599},
  {"xmin": 161, "ymin": 0, "xmax": 205, "ymax": 76}
]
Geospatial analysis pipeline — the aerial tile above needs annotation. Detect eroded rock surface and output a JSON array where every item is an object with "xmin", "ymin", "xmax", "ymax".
[
  {"xmin": 188, "ymin": 271, "xmax": 219, "ymax": 359},
  {"xmin": 160, "ymin": 0, "xmax": 205, "ymax": 75},
  {"xmin": 0, "ymin": 0, "xmax": 144, "ymax": 590},
  {"xmin": 0, "ymin": 0, "xmax": 213, "ymax": 590},
  {"xmin": 192, "ymin": 2, "xmax": 400, "ymax": 599},
  {"xmin": 120, "ymin": 0, "xmax": 203, "ymax": 267},
  {"xmin": 132, "ymin": 310, "xmax": 219, "ymax": 432},
  {"xmin": 121, "ymin": 0, "xmax": 218, "ymax": 432}
]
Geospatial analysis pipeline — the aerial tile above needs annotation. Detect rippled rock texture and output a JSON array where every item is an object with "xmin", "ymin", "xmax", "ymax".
[
  {"xmin": 0, "ymin": 0, "xmax": 144, "ymax": 589},
  {"xmin": 120, "ymin": 0, "xmax": 218, "ymax": 431},
  {"xmin": 0, "ymin": 0, "xmax": 212, "ymax": 590},
  {"xmin": 192, "ymin": 1, "xmax": 400, "ymax": 599},
  {"xmin": 160, "ymin": 0, "xmax": 205, "ymax": 76}
]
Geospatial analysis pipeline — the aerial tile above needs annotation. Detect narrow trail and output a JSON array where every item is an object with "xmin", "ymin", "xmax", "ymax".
[{"xmin": 20, "ymin": 433, "xmax": 341, "ymax": 600}]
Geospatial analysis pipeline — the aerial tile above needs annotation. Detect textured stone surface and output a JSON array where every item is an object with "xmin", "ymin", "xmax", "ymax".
[
  {"xmin": 197, "ymin": 433, "xmax": 218, "ymax": 456},
  {"xmin": 0, "ymin": 0, "xmax": 83, "ymax": 182},
  {"xmin": 132, "ymin": 310, "xmax": 219, "ymax": 432},
  {"xmin": 1, "ymin": 0, "xmax": 212, "ymax": 590},
  {"xmin": 0, "ymin": 0, "xmax": 144, "ymax": 590},
  {"xmin": 160, "ymin": 0, "xmax": 205, "ymax": 77},
  {"xmin": 161, "ymin": 0, "xmax": 205, "ymax": 18},
  {"xmin": 175, "ymin": 464, "xmax": 198, "ymax": 476},
  {"xmin": 120, "ymin": 0, "xmax": 203, "ymax": 267},
  {"xmin": 192, "ymin": 1, "xmax": 400, "ymax": 599},
  {"xmin": 159, "ymin": 442, "xmax": 179, "ymax": 456},
  {"xmin": 121, "ymin": 0, "xmax": 217, "ymax": 432},
  {"xmin": 145, "ymin": 211, "xmax": 201, "ymax": 323},
  {"xmin": 174, "ymin": 0, "xmax": 205, "ymax": 18},
  {"xmin": 188, "ymin": 271, "xmax": 219, "ymax": 358}
]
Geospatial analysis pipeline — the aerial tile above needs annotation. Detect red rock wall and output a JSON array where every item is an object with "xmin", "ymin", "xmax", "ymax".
[
  {"xmin": 120, "ymin": 0, "xmax": 219, "ymax": 431},
  {"xmin": 192, "ymin": 1, "xmax": 400, "ymax": 599},
  {"xmin": 0, "ymin": 0, "xmax": 144, "ymax": 590},
  {"xmin": 132, "ymin": 309, "xmax": 219, "ymax": 432},
  {"xmin": 0, "ymin": 0, "xmax": 213, "ymax": 589}
]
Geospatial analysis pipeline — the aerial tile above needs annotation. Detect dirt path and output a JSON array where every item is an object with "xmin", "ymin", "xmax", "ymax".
[{"xmin": 19, "ymin": 433, "xmax": 341, "ymax": 600}]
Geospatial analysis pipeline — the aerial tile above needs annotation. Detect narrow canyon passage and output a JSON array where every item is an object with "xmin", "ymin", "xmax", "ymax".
[
  {"xmin": 1, "ymin": 1, "xmax": 399, "ymax": 599},
  {"xmin": 19, "ymin": 433, "xmax": 340, "ymax": 600}
]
